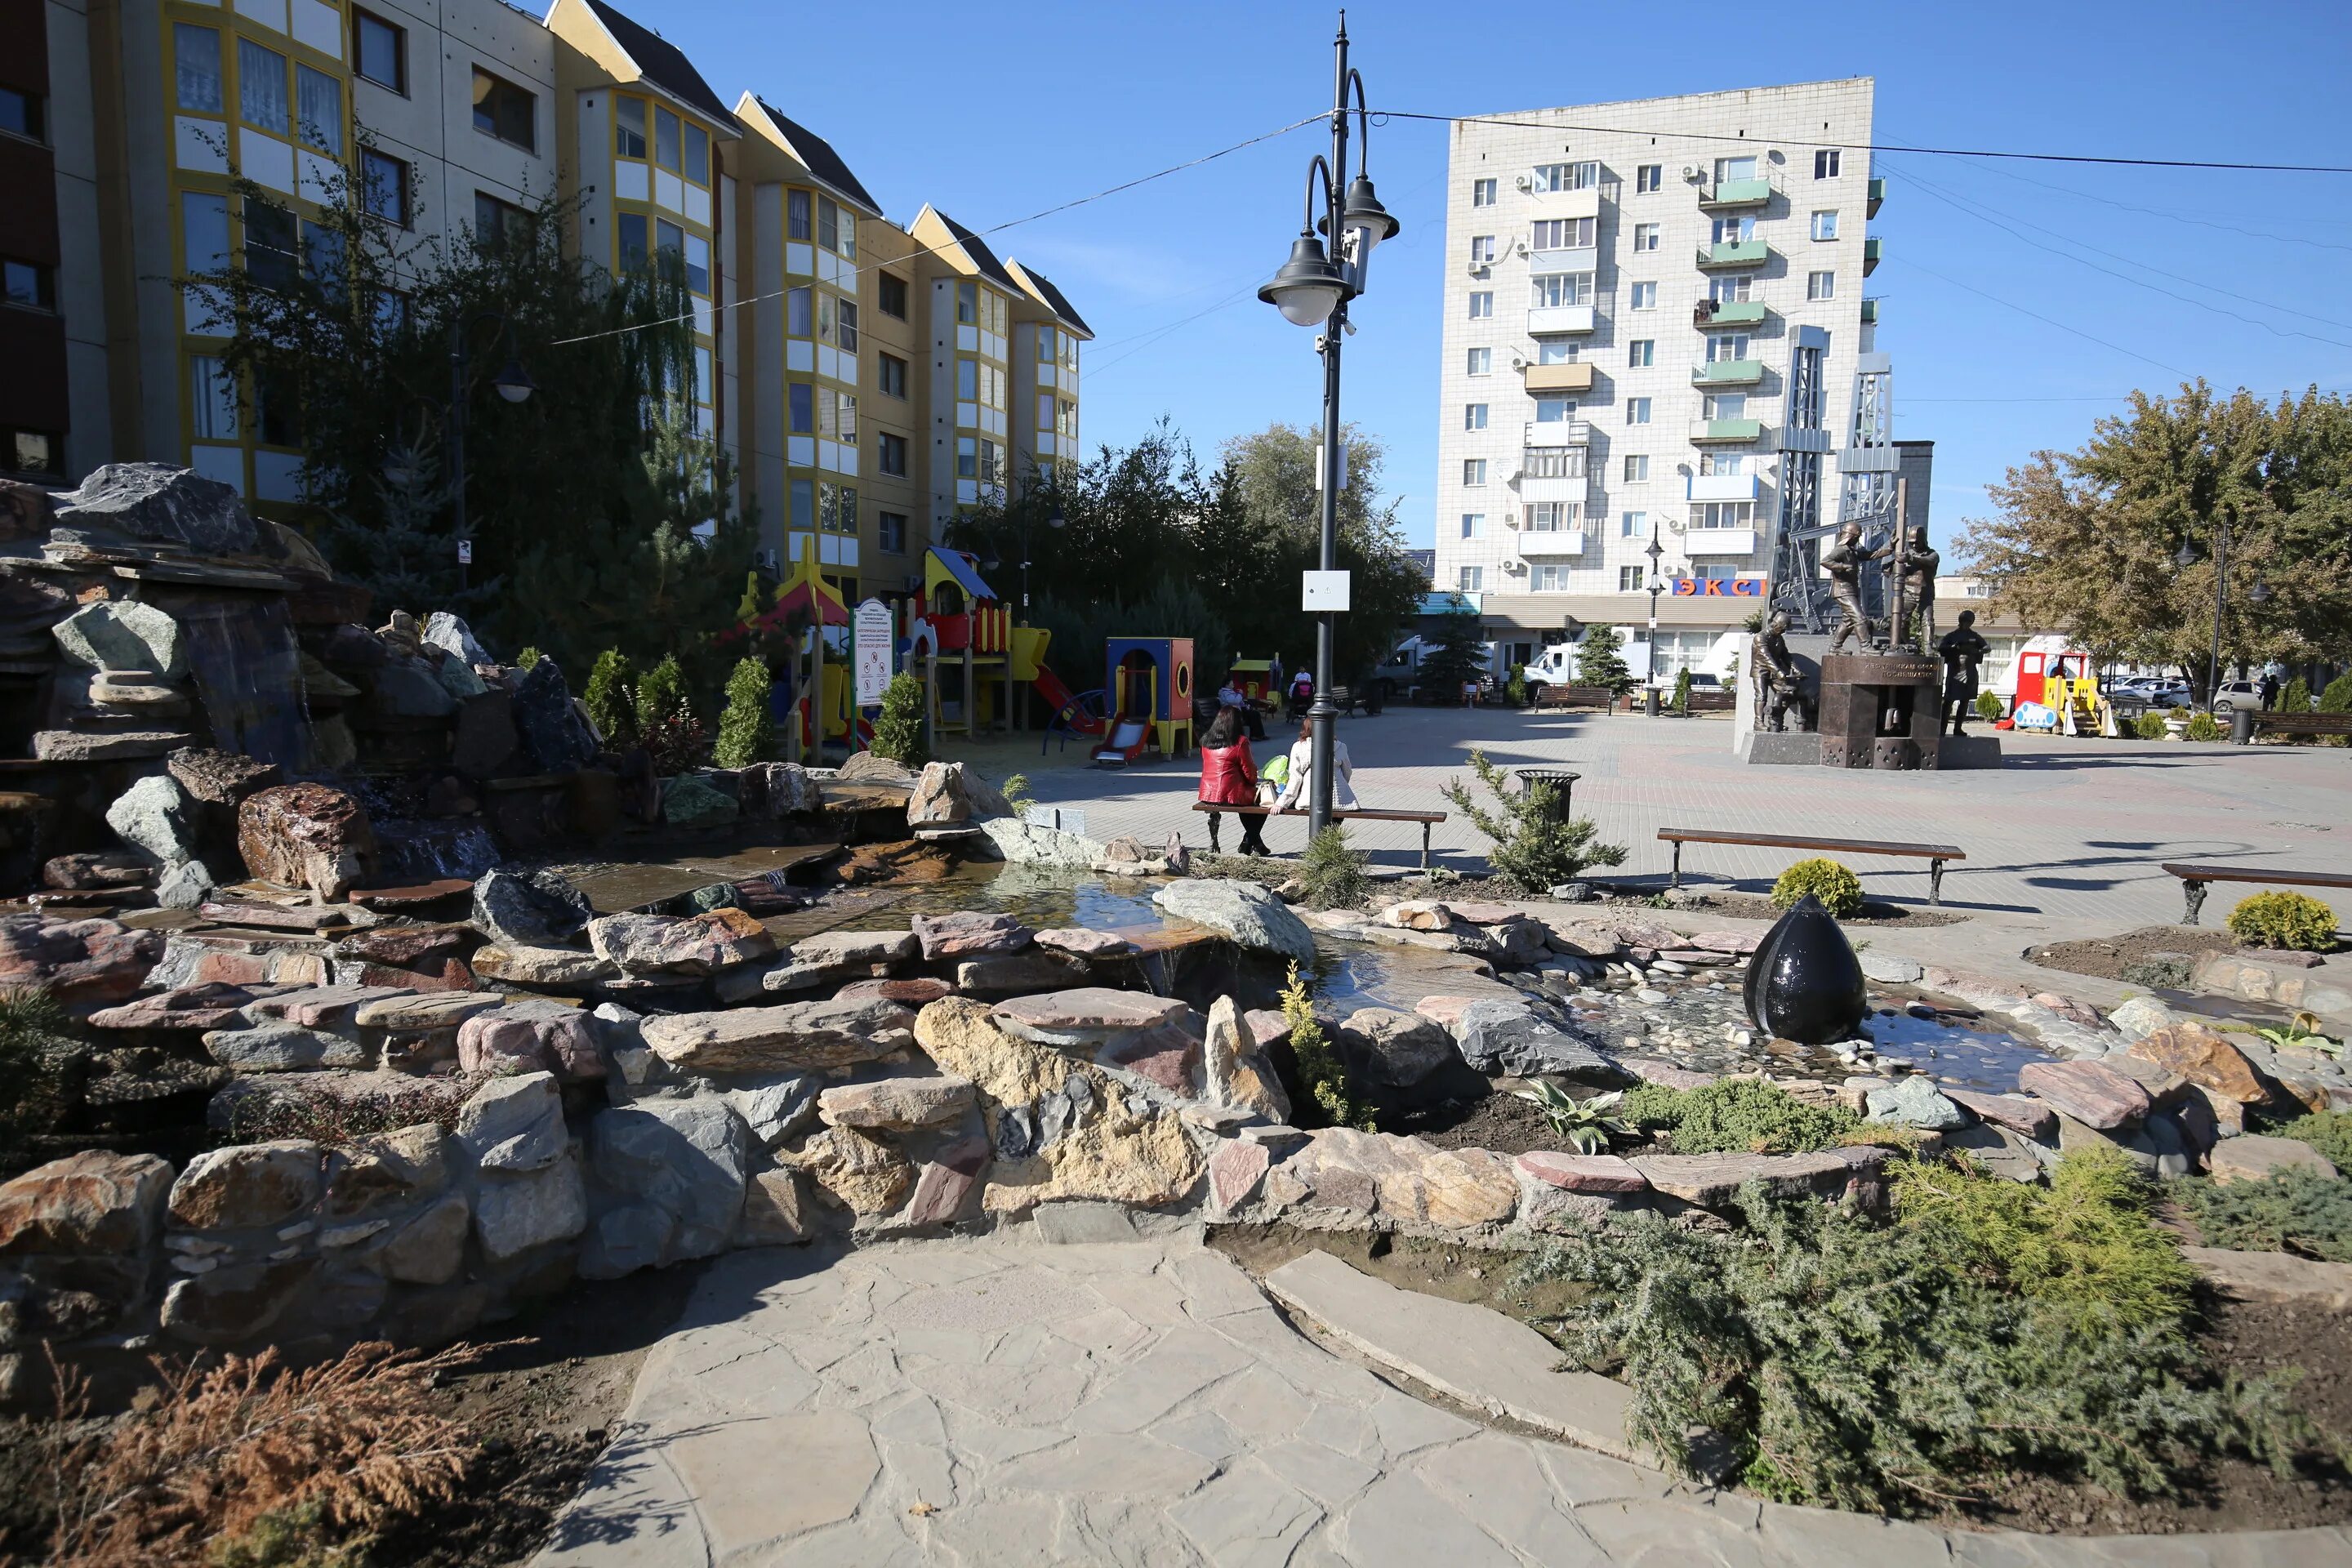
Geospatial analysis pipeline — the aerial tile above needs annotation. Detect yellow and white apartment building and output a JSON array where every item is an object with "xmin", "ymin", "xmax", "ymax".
[{"xmin": 22, "ymin": 0, "xmax": 1087, "ymax": 604}]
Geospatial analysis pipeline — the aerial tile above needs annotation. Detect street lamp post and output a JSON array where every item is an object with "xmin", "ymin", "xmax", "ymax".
[
  {"xmin": 444, "ymin": 310, "xmax": 537, "ymax": 592},
  {"xmin": 1643, "ymin": 525, "xmax": 1665, "ymax": 717},
  {"xmin": 1256, "ymin": 16, "xmax": 1398, "ymax": 838}
]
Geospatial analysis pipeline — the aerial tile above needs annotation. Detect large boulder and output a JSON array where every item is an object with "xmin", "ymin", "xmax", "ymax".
[
  {"xmin": 581, "ymin": 1098, "xmax": 751, "ymax": 1276},
  {"xmin": 2017, "ymin": 1058, "xmax": 2153, "ymax": 1131},
  {"xmin": 1261, "ymin": 1128, "xmax": 1519, "ymax": 1228},
  {"xmin": 905, "ymin": 761, "xmax": 1013, "ymax": 828},
  {"xmin": 1205, "ymin": 996, "xmax": 1290, "ymax": 1120},
  {"xmin": 51, "ymin": 599, "xmax": 186, "ymax": 677},
  {"xmin": 472, "ymin": 1156, "xmax": 586, "ymax": 1263},
  {"xmin": 454, "ymin": 1071, "xmax": 568, "ymax": 1173},
  {"xmin": 237, "ymin": 783, "xmax": 379, "ymax": 901},
  {"xmin": 510, "ymin": 657, "xmax": 598, "ymax": 773},
  {"xmin": 0, "ymin": 915, "xmax": 163, "ymax": 1009},
  {"xmin": 782, "ymin": 1126, "xmax": 913, "ymax": 1217},
  {"xmin": 167, "ymin": 1140, "xmax": 323, "ymax": 1230},
  {"xmin": 2127, "ymin": 1023, "xmax": 2278, "ymax": 1107},
  {"xmin": 51, "ymin": 463, "xmax": 257, "ymax": 555},
  {"xmin": 167, "ymin": 747, "xmax": 283, "ymax": 807},
  {"xmin": 638, "ymin": 997, "xmax": 916, "ymax": 1074},
  {"xmin": 911, "ymin": 911, "xmax": 1031, "ymax": 960},
  {"xmin": 105, "ymin": 773, "xmax": 198, "ymax": 868},
  {"xmin": 975, "ymin": 817, "xmax": 1102, "ymax": 869},
  {"xmin": 470, "ymin": 868, "xmax": 595, "ymax": 949},
  {"xmin": 1152, "ymin": 880, "xmax": 1316, "ymax": 964},
  {"xmin": 817, "ymin": 1076, "xmax": 977, "ymax": 1131},
  {"xmin": 457, "ymin": 1001, "xmax": 603, "ymax": 1080},
  {"xmin": 0, "ymin": 1151, "xmax": 173, "ymax": 1260},
  {"xmin": 587, "ymin": 908, "xmax": 776, "ymax": 977},
  {"xmin": 1335, "ymin": 1007, "xmax": 1454, "ymax": 1088},
  {"xmin": 421, "ymin": 611, "xmax": 490, "ymax": 667},
  {"xmin": 739, "ymin": 761, "xmax": 822, "ymax": 817},
  {"xmin": 1451, "ymin": 1000, "xmax": 1633, "ymax": 1084}
]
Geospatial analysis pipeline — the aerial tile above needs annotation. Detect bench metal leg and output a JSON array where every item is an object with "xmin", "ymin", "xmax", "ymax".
[
  {"xmin": 1929, "ymin": 859, "xmax": 1944, "ymax": 907},
  {"xmin": 1205, "ymin": 812, "xmax": 1222, "ymax": 855},
  {"xmin": 1420, "ymin": 822, "xmax": 1432, "ymax": 871},
  {"xmin": 2183, "ymin": 880, "xmax": 2207, "ymax": 925},
  {"xmin": 1669, "ymin": 841, "xmax": 1682, "ymax": 891}
]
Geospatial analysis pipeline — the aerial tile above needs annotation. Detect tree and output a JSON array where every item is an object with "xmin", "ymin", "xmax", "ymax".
[
  {"xmin": 1442, "ymin": 749, "xmax": 1628, "ymax": 893},
  {"xmin": 633, "ymin": 654, "xmax": 703, "ymax": 775},
  {"xmin": 1419, "ymin": 605, "xmax": 1487, "ymax": 697},
  {"xmin": 1958, "ymin": 382, "xmax": 2352, "ymax": 702},
  {"xmin": 870, "ymin": 671, "xmax": 929, "ymax": 768},
  {"xmin": 582, "ymin": 648, "xmax": 638, "ymax": 749},
  {"xmin": 1576, "ymin": 626, "xmax": 1633, "ymax": 693},
  {"xmin": 714, "ymin": 657, "xmax": 775, "ymax": 768},
  {"xmin": 1671, "ymin": 667, "xmax": 1693, "ymax": 715}
]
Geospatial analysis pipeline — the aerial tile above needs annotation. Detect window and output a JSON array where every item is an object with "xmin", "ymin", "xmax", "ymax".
[
  {"xmin": 301, "ymin": 219, "xmax": 344, "ymax": 298},
  {"xmin": 238, "ymin": 39, "xmax": 288, "ymax": 134},
  {"xmin": 1459, "ymin": 513, "xmax": 1485, "ymax": 539},
  {"xmin": 1472, "ymin": 177, "xmax": 1496, "ymax": 207},
  {"xmin": 354, "ymin": 11, "xmax": 405, "ymax": 92},
  {"xmin": 1627, "ymin": 340, "xmax": 1653, "ymax": 368},
  {"xmin": 1463, "ymin": 458, "xmax": 1487, "ymax": 486},
  {"xmin": 1463, "ymin": 403, "xmax": 1488, "ymax": 431},
  {"xmin": 1036, "ymin": 392, "xmax": 1054, "ymax": 430},
  {"xmin": 1807, "ymin": 270, "xmax": 1836, "ymax": 301},
  {"xmin": 1710, "ymin": 215, "xmax": 1754, "ymax": 245},
  {"xmin": 175, "ymin": 25, "xmax": 224, "ymax": 112},
  {"xmin": 789, "ymin": 382, "xmax": 814, "ymax": 434},
  {"xmin": 1692, "ymin": 501, "xmax": 1754, "ymax": 529},
  {"xmin": 1632, "ymin": 222, "xmax": 1659, "ymax": 252},
  {"xmin": 782, "ymin": 286, "xmax": 813, "ymax": 336},
  {"xmin": 871, "ymin": 511, "xmax": 906, "ymax": 553},
  {"xmin": 474, "ymin": 192, "xmax": 528, "ymax": 250},
  {"xmin": 189, "ymin": 356, "xmax": 238, "ymax": 439},
  {"xmin": 1811, "ymin": 209, "xmax": 1838, "ymax": 242},
  {"xmin": 1469, "ymin": 235, "xmax": 1495, "ymax": 265},
  {"xmin": 0, "ymin": 86, "xmax": 42, "ymax": 141},
  {"xmin": 1530, "ymin": 274, "xmax": 1591, "ymax": 307},
  {"xmin": 1623, "ymin": 455, "xmax": 1648, "ymax": 482},
  {"xmin": 1056, "ymin": 399, "xmax": 1078, "ymax": 440},
  {"xmin": 878, "ymin": 272, "xmax": 907, "ymax": 318},
  {"xmin": 6, "ymin": 430, "xmax": 61, "ymax": 476},
  {"xmin": 683, "ymin": 234, "xmax": 709, "ymax": 295},
  {"xmin": 182, "ymin": 191, "xmax": 229, "ymax": 281},
  {"xmin": 1619, "ymin": 565, "xmax": 1645, "ymax": 591},
  {"xmin": 360, "ymin": 148, "xmax": 408, "ymax": 225},
  {"xmin": 956, "ymin": 357, "xmax": 978, "ymax": 401},
  {"xmin": 472, "ymin": 69, "xmax": 534, "ymax": 151},
  {"xmin": 654, "ymin": 105, "xmax": 680, "ymax": 172},
  {"xmin": 786, "ymin": 188, "xmax": 811, "ymax": 239},
  {"xmin": 1531, "ymin": 161, "xmax": 1598, "ymax": 193},
  {"xmin": 1707, "ymin": 333, "xmax": 1750, "ymax": 362},
  {"xmin": 1535, "ymin": 398, "xmax": 1577, "ymax": 424},
  {"xmin": 1036, "ymin": 325, "xmax": 1058, "ymax": 363},
  {"xmin": 1714, "ymin": 155, "xmax": 1757, "ymax": 184},
  {"xmin": 878, "ymin": 352, "xmax": 907, "ymax": 398},
  {"xmin": 1531, "ymin": 218, "xmax": 1593, "ymax": 250},
  {"xmin": 1708, "ymin": 275, "xmax": 1753, "ymax": 303},
  {"xmin": 1466, "ymin": 347, "xmax": 1491, "ymax": 376},
  {"xmin": 956, "ymin": 435, "xmax": 977, "ymax": 479},
  {"xmin": 1815, "ymin": 149, "xmax": 1841, "ymax": 179},
  {"xmin": 876, "ymin": 432, "xmax": 907, "ymax": 476},
  {"xmin": 1702, "ymin": 392, "xmax": 1746, "ymax": 420},
  {"xmin": 817, "ymin": 195, "xmax": 840, "ymax": 252},
  {"xmin": 1458, "ymin": 566, "xmax": 1483, "ymax": 592},
  {"xmin": 829, "ymin": 392, "xmax": 857, "ymax": 443},
  {"xmin": 685, "ymin": 122, "xmax": 710, "ymax": 186},
  {"xmin": 1526, "ymin": 502, "xmax": 1575, "ymax": 532},
  {"xmin": 2, "ymin": 261, "xmax": 54, "ymax": 311},
  {"xmin": 1637, "ymin": 164, "xmax": 1662, "ymax": 193},
  {"xmin": 956, "ymin": 281, "xmax": 977, "ymax": 324},
  {"xmin": 296, "ymin": 65, "xmax": 341, "ymax": 154},
  {"xmin": 255, "ymin": 363, "xmax": 301, "ymax": 447},
  {"xmin": 1537, "ymin": 340, "xmax": 1578, "ymax": 364},
  {"xmin": 243, "ymin": 201, "xmax": 297, "ymax": 291},
  {"xmin": 1525, "ymin": 447, "xmax": 1585, "ymax": 479},
  {"xmin": 1629, "ymin": 282, "xmax": 1656, "ymax": 310},
  {"xmin": 1625, "ymin": 398, "xmax": 1650, "ymax": 425},
  {"xmin": 1620, "ymin": 511, "xmax": 1646, "ymax": 538},
  {"xmin": 1467, "ymin": 291, "xmax": 1493, "ymax": 319},
  {"xmin": 1532, "ymin": 564, "xmax": 1570, "ymax": 592},
  {"xmin": 617, "ymin": 212, "xmax": 648, "ymax": 271},
  {"xmin": 1699, "ymin": 452, "xmax": 1744, "ymax": 474}
]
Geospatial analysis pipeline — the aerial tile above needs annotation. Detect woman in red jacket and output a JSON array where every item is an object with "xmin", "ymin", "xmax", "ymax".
[{"xmin": 1197, "ymin": 706, "xmax": 1270, "ymax": 855}]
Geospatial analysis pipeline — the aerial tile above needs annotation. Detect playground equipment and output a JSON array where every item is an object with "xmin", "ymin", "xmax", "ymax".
[
  {"xmin": 2006, "ymin": 640, "xmax": 2101, "ymax": 735},
  {"xmin": 906, "ymin": 548, "xmax": 1102, "ymax": 743},
  {"xmin": 735, "ymin": 535, "xmax": 859, "ymax": 758},
  {"xmin": 1093, "ymin": 636, "xmax": 1196, "ymax": 767}
]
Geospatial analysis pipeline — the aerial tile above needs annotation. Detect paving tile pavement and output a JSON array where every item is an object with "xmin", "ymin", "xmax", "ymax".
[
  {"xmin": 964, "ymin": 710, "xmax": 2352, "ymax": 936},
  {"xmin": 529, "ymin": 1235, "xmax": 2352, "ymax": 1566}
]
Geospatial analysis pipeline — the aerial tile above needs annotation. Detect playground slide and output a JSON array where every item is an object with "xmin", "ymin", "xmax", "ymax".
[
  {"xmin": 1033, "ymin": 666, "xmax": 1103, "ymax": 734},
  {"xmin": 1092, "ymin": 718, "xmax": 1149, "ymax": 766}
]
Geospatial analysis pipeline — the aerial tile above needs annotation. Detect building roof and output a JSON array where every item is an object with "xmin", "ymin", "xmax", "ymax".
[
  {"xmin": 579, "ymin": 0, "xmax": 737, "ymax": 131},
  {"xmin": 920, "ymin": 207, "xmax": 1022, "ymax": 295},
  {"xmin": 1007, "ymin": 261, "xmax": 1093, "ymax": 339},
  {"xmin": 751, "ymin": 99, "xmax": 882, "ymax": 218}
]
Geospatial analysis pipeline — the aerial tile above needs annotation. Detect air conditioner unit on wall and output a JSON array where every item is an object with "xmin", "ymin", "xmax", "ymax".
[
  {"xmin": 1682, "ymin": 166, "xmax": 1704, "ymax": 181},
  {"xmin": 1514, "ymin": 172, "xmax": 1534, "ymax": 191},
  {"xmin": 1510, "ymin": 354, "xmax": 1528, "ymax": 371}
]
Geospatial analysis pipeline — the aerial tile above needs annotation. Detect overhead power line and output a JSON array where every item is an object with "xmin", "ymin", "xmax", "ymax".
[{"xmin": 1366, "ymin": 108, "xmax": 2352, "ymax": 175}]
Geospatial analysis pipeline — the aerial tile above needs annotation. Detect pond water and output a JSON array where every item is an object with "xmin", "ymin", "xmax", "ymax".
[{"xmin": 1861, "ymin": 1007, "xmax": 2055, "ymax": 1094}]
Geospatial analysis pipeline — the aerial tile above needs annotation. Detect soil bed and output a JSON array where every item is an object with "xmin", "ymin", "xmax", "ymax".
[
  {"xmin": 2026, "ymin": 924, "xmax": 2248, "ymax": 984},
  {"xmin": 1668, "ymin": 889, "xmax": 1968, "ymax": 928}
]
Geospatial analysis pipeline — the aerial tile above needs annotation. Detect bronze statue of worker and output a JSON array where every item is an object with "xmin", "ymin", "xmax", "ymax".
[
  {"xmin": 1753, "ymin": 610, "xmax": 1814, "ymax": 733},
  {"xmin": 1873, "ymin": 525, "xmax": 1941, "ymax": 651},
  {"xmin": 1820, "ymin": 522, "xmax": 1874, "ymax": 653},
  {"xmin": 1937, "ymin": 608, "xmax": 1990, "ymax": 735}
]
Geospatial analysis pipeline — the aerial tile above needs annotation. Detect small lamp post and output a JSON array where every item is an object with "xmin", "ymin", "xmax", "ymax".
[
  {"xmin": 2175, "ymin": 519, "xmax": 2265, "ymax": 712},
  {"xmin": 444, "ymin": 310, "xmax": 535, "ymax": 592},
  {"xmin": 1256, "ymin": 16, "xmax": 1399, "ymax": 838},
  {"xmin": 1643, "ymin": 526, "xmax": 1665, "ymax": 717}
]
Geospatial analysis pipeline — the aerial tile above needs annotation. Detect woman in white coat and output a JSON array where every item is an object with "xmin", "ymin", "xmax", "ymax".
[{"xmin": 1272, "ymin": 718, "xmax": 1356, "ymax": 812}]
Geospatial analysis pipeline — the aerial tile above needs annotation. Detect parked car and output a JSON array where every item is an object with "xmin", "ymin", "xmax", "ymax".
[
  {"xmin": 2116, "ymin": 678, "xmax": 2191, "ymax": 710},
  {"xmin": 2211, "ymin": 679, "xmax": 2265, "ymax": 715}
]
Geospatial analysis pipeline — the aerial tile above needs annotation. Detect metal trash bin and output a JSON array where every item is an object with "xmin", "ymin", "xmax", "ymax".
[
  {"xmin": 1513, "ymin": 768, "xmax": 1582, "ymax": 818},
  {"xmin": 2231, "ymin": 706, "xmax": 2257, "ymax": 745}
]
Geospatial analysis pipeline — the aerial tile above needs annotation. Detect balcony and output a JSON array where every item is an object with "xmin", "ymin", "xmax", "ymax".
[
  {"xmin": 1698, "ymin": 240, "xmax": 1769, "ymax": 270},
  {"xmin": 1523, "ymin": 362, "xmax": 1595, "ymax": 394},
  {"xmin": 1697, "ymin": 176, "xmax": 1774, "ymax": 210},
  {"xmin": 1682, "ymin": 528, "xmax": 1759, "ymax": 556},
  {"xmin": 1687, "ymin": 472, "xmax": 1762, "ymax": 502},
  {"xmin": 1868, "ymin": 176, "xmax": 1886, "ymax": 218},
  {"xmin": 1690, "ymin": 418, "xmax": 1765, "ymax": 443},
  {"xmin": 1691, "ymin": 359, "xmax": 1765, "ymax": 388},
  {"xmin": 1864, "ymin": 237, "xmax": 1882, "ymax": 276},
  {"xmin": 1514, "ymin": 528, "xmax": 1587, "ymax": 557},
  {"xmin": 1526, "ymin": 185, "xmax": 1602, "ymax": 220},
  {"xmin": 1528, "ymin": 245, "xmax": 1599, "ymax": 276},
  {"xmin": 1861, "ymin": 298, "xmax": 1879, "ymax": 326},
  {"xmin": 1526, "ymin": 305, "xmax": 1597, "ymax": 335},
  {"xmin": 1693, "ymin": 299, "xmax": 1766, "ymax": 330}
]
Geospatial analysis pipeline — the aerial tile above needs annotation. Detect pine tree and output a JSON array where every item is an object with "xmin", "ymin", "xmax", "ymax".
[
  {"xmin": 318, "ymin": 427, "xmax": 500, "ymax": 623},
  {"xmin": 870, "ymin": 670, "xmax": 929, "ymax": 768},
  {"xmin": 583, "ymin": 648, "xmax": 638, "ymax": 749},
  {"xmin": 1672, "ymin": 666, "xmax": 1693, "ymax": 715},
  {"xmin": 1419, "ymin": 605, "xmax": 1487, "ymax": 698},
  {"xmin": 634, "ymin": 654, "xmax": 704, "ymax": 774},
  {"xmin": 714, "ymin": 657, "xmax": 775, "ymax": 768},
  {"xmin": 1576, "ymin": 626, "xmax": 1633, "ymax": 693}
]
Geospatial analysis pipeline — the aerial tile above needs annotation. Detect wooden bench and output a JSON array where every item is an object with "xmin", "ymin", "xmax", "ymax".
[
  {"xmin": 1684, "ymin": 692, "xmax": 1736, "ymax": 714},
  {"xmin": 2161, "ymin": 862, "xmax": 2352, "ymax": 925},
  {"xmin": 1192, "ymin": 802, "xmax": 1448, "ymax": 870},
  {"xmin": 1533, "ymin": 684, "xmax": 1619, "ymax": 710},
  {"xmin": 2248, "ymin": 712, "xmax": 2352, "ymax": 740},
  {"xmin": 1659, "ymin": 826, "xmax": 1968, "ymax": 906}
]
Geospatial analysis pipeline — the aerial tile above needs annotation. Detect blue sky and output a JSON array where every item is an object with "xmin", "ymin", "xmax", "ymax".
[{"xmin": 663, "ymin": 0, "xmax": 2350, "ymax": 553}]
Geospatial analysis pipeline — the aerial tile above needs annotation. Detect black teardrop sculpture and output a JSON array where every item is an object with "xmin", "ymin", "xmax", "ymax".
[{"xmin": 1743, "ymin": 893, "xmax": 1870, "ymax": 1045}]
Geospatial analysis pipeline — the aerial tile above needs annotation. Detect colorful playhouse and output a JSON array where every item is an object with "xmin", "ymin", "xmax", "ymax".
[
  {"xmin": 906, "ymin": 548, "xmax": 1099, "ymax": 742},
  {"xmin": 1092, "ymin": 636, "xmax": 1195, "ymax": 766}
]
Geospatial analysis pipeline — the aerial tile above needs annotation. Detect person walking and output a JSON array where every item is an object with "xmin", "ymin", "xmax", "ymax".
[
  {"xmin": 1272, "ymin": 717, "xmax": 1357, "ymax": 812},
  {"xmin": 1197, "ymin": 706, "xmax": 1270, "ymax": 855}
]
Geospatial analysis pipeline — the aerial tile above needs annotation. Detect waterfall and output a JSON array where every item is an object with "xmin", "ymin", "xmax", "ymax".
[{"xmin": 163, "ymin": 591, "xmax": 310, "ymax": 768}]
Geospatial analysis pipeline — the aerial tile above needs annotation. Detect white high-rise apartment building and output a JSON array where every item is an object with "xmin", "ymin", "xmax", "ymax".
[{"xmin": 1432, "ymin": 78, "xmax": 1891, "ymax": 675}]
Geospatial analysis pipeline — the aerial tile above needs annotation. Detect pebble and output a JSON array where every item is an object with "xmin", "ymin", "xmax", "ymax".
[
  {"xmin": 1633, "ymin": 988, "xmax": 1670, "ymax": 1004},
  {"xmin": 1650, "ymin": 959, "xmax": 1690, "ymax": 976}
]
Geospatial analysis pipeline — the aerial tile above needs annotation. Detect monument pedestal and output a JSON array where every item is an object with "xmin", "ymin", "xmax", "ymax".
[
  {"xmin": 1819, "ymin": 653, "xmax": 1942, "ymax": 769},
  {"xmin": 1936, "ymin": 733, "xmax": 2003, "ymax": 768},
  {"xmin": 1735, "ymin": 730, "xmax": 1824, "ymax": 765}
]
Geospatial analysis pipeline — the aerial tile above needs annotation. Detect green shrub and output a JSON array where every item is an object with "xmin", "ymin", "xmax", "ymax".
[
  {"xmin": 2185, "ymin": 710, "xmax": 2224, "ymax": 742},
  {"xmin": 2282, "ymin": 676, "xmax": 2311, "ymax": 715},
  {"xmin": 1771, "ymin": 857, "xmax": 1864, "ymax": 918},
  {"xmin": 632, "ymin": 654, "xmax": 705, "ymax": 775},
  {"xmin": 2133, "ymin": 711, "xmax": 2170, "ymax": 741},
  {"xmin": 1517, "ymin": 1183, "xmax": 2309, "ymax": 1512},
  {"xmin": 1505, "ymin": 664, "xmax": 1527, "ymax": 706},
  {"xmin": 1281, "ymin": 962, "xmax": 1372, "ymax": 1130},
  {"xmin": 2181, "ymin": 1168, "xmax": 2352, "ymax": 1264},
  {"xmin": 1617, "ymin": 1077, "xmax": 1859, "ymax": 1154},
  {"xmin": 1975, "ymin": 691, "xmax": 2003, "ymax": 724},
  {"xmin": 1670, "ymin": 667, "xmax": 1692, "ymax": 715},
  {"xmin": 713, "ymin": 657, "xmax": 776, "ymax": 768},
  {"xmin": 1895, "ymin": 1144, "xmax": 2195, "ymax": 1332},
  {"xmin": 1441, "ymin": 748, "xmax": 1627, "ymax": 894},
  {"xmin": 514, "ymin": 645, "xmax": 542, "ymax": 670},
  {"xmin": 2227, "ymin": 890, "xmax": 2338, "ymax": 952},
  {"xmin": 1297, "ymin": 825, "xmax": 1370, "ymax": 911},
  {"xmin": 1513, "ymin": 1082, "xmax": 1631, "ymax": 1154},
  {"xmin": 2278, "ymin": 1111, "xmax": 2352, "ymax": 1170},
  {"xmin": 2319, "ymin": 674, "xmax": 2352, "ymax": 747},
  {"xmin": 582, "ymin": 648, "xmax": 638, "ymax": 749},
  {"xmin": 0, "ymin": 987, "xmax": 71, "ymax": 1164},
  {"xmin": 869, "ymin": 670, "xmax": 929, "ymax": 768}
]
